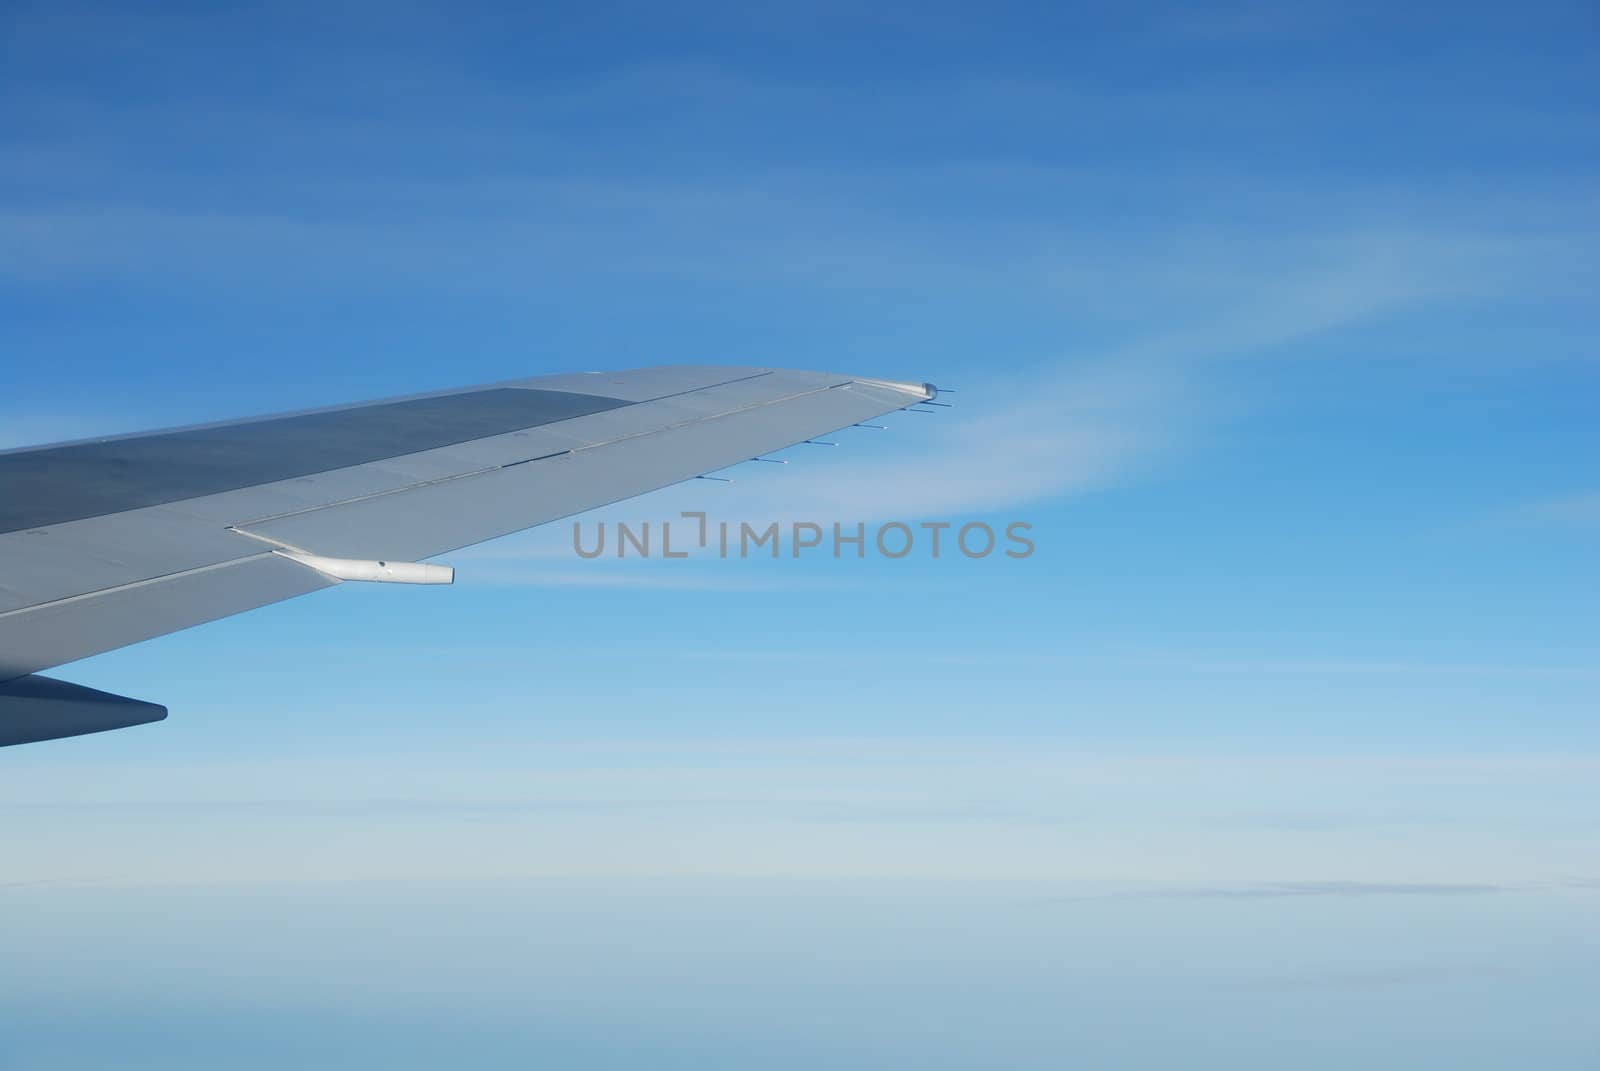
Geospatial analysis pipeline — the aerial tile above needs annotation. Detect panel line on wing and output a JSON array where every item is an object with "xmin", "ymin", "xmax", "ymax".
[
  {"xmin": 225, "ymin": 450, "xmax": 576, "ymax": 530},
  {"xmin": 0, "ymin": 552, "xmax": 282, "ymax": 621},
  {"xmin": 224, "ymin": 383, "xmax": 850, "ymax": 531}
]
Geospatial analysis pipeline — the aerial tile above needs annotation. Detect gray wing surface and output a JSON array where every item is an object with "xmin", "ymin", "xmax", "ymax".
[{"xmin": 0, "ymin": 365, "xmax": 936, "ymax": 745}]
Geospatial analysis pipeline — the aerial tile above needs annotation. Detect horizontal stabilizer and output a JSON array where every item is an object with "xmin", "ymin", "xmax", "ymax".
[{"xmin": 0, "ymin": 675, "xmax": 167, "ymax": 747}]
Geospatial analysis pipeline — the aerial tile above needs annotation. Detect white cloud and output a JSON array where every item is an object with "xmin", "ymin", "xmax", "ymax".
[
  {"xmin": 1511, "ymin": 491, "xmax": 1600, "ymax": 528},
  {"xmin": 3, "ymin": 742, "xmax": 1596, "ymax": 888},
  {"xmin": 448, "ymin": 223, "xmax": 1509, "ymax": 552}
]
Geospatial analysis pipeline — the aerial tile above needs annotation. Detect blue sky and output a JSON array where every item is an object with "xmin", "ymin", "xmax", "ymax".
[{"xmin": 2, "ymin": 2, "xmax": 1598, "ymax": 1067}]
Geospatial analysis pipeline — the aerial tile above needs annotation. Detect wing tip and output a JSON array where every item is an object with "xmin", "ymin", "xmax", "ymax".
[{"xmin": 853, "ymin": 376, "xmax": 938, "ymax": 402}]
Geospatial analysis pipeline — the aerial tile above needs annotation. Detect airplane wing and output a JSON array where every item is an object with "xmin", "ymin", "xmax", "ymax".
[{"xmin": 0, "ymin": 365, "xmax": 938, "ymax": 746}]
